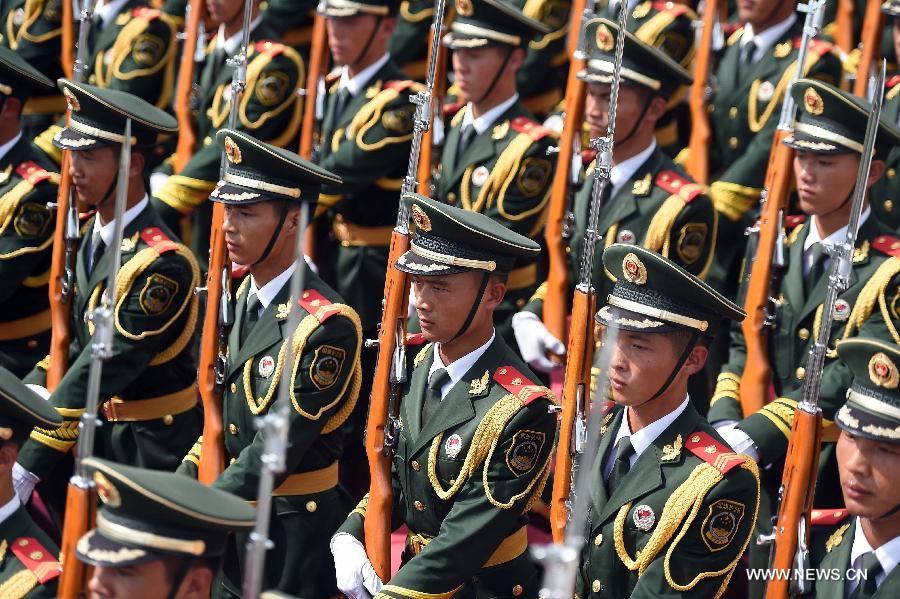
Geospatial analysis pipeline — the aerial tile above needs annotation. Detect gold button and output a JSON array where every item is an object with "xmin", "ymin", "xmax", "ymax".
[
  {"xmin": 414, "ymin": 500, "xmax": 425, "ymax": 511},
  {"xmin": 888, "ymin": 168, "xmax": 896, "ymax": 180},
  {"xmin": 796, "ymin": 367, "xmax": 806, "ymax": 380},
  {"xmin": 306, "ymin": 501, "xmax": 317, "ymax": 513},
  {"xmin": 230, "ymin": 457, "xmax": 237, "ymax": 465},
  {"xmin": 707, "ymin": 104, "xmax": 715, "ymax": 114},
  {"xmin": 163, "ymin": 414, "xmax": 174, "ymax": 426},
  {"xmin": 447, "ymin": 192, "xmax": 457, "ymax": 204},
  {"xmin": 229, "ymin": 423, "xmax": 239, "ymax": 435},
  {"xmin": 886, "ymin": 199, "xmax": 894, "ymax": 212},
  {"xmin": 592, "ymin": 580, "xmax": 601, "ymax": 593},
  {"xmin": 512, "ymin": 584, "xmax": 523, "ymax": 596},
  {"xmin": 729, "ymin": 137, "xmax": 739, "ymax": 150},
  {"xmin": 516, "ymin": 298, "xmax": 526, "ymax": 309},
  {"xmin": 729, "ymin": 106, "xmax": 738, "ymax": 118},
  {"xmin": 594, "ymin": 533, "xmax": 603, "ymax": 546},
  {"xmin": 203, "ymin": 136, "xmax": 212, "ymax": 146},
  {"xmin": 230, "ymin": 382, "xmax": 237, "ymax": 393},
  {"xmin": 798, "ymin": 328, "xmax": 810, "ymax": 341},
  {"xmin": 565, "ymin": 246, "xmax": 571, "ymax": 254},
  {"xmin": 411, "ymin": 460, "xmax": 421, "ymax": 471},
  {"xmin": 88, "ymin": 74, "xmax": 96, "ymax": 84}
]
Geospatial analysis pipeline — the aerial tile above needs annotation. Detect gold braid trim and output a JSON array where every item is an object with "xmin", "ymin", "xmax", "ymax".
[
  {"xmin": 29, "ymin": 418, "xmax": 80, "ymax": 452},
  {"xmin": 0, "ymin": 567, "xmax": 39, "ymax": 599},
  {"xmin": 643, "ymin": 194, "xmax": 687, "ymax": 256},
  {"xmin": 347, "ymin": 85, "xmax": 424, "ymax": 152},
  {"xmin": 238, "ymin": 47, "xmax": 305, "ymax": 147},
  {"xmin": 350, "ymin": 493, "xmax": 369, "ymax": 518},
  {"xmin": 748, "ymin": 49, "xmax": 823, "ymax": 133},
  {"xmin": 102, "ymin": 15, "xmax": 176, "ymax": 109},
  {"xmin": 709, "ymin": 181, "xmax": 761, "ymax": 222},
  {"xmin": 413, "ymin": 343, "xmax": 433, "ymax": 368},
  {"xmin": 759, "ymin": 398, "xmax": 798, "ymax": 440},
  {"xmin": 36, "ymin": 354, "xmax": 50, "ymax": 371},
  {"xmin": 811, "ymin": 303, "xmax": 840, "ymax": 359},
  {"xmin": 17, "ymin": 0, "xmax": 61, "ymax": 45},
  {"xmin": 711, "ymin": 372, "xmax": 741, "ymax": 405},
  {"xmin": 155, "ymin": 175, "xmax": 217, "ymax": 214},
  {"xmin": 183, "ymin": 436, "xmax": 202, "ymax": 466},
  {"xmin": 0, "ymin": 172, "xmax": 60, "ymax": 234},
  {"xmin": 523, "ymin": 453, "xmax": 552, "ymax": 512},
  {"xmin": 528, "ymin": 281, "xmax": 547, "ymax": 304},
  {"xmin": 840, "ymin": 257, "xmax": 900, "ymax": 345},
  {"xmin": 377, "ymin": 584, "xmax": 461, "ymax": 599}
]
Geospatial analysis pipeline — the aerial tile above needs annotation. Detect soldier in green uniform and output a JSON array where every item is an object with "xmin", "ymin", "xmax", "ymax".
[
  {"xmin": 332, "ymin": 194, "xmax": 556, "ymax": 599},
  {"xmin": 576, "ymin": 243, "xmax": 759, "ymax": 598},
  {"xmin": 176, "ymin": 129, "xmax": 362, "ymax": 598},
  {"xmin": 76, "ymin": 458, "xmax": 255, "ymax": 599},
  {"xmin": 803, "ymin": 337, "xmax": 900, "ymax": 598},
  {"xmin": 871, "ymin": 0, "xmax": 900, "ymax": 231},
  {"xmin": 151, "ymin": 0, "xmax": 305, "ymax": 258},
  {"xmin": 513, "ymin": 18, "xmax": 716, "ymax": 375},
  {"xmin": 0, "ymin": 47, "xmax": 58, "ymax": 378},
  {"xmin": 437, "ymin": 0, "xmax": 556, "ymax": 349},
  {"xmin": 11, "ymin": 80, "xmax": 202, "ymax": 511},
  {"xmin": 0, "ymin": 368, "xmax": 63, "ymax": 598},
  {"xmin": 708, "ymin": 79, "xmax": 900, "ymax": 596}
]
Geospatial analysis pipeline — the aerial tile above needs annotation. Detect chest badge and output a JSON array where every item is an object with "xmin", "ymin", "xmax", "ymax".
[
  {"xmin": 633, "ymin": 504, "xmax": 656, "ymax": 531},
  {"xmin": 444, "ymin": 433, "xmax": 463, "ymax": 458},
  {"xmin": 757, "ymin": 81, "xmax": 775, "ymax": 103},
  {"xmin": 472, "ymin": 166, "xmax": 490, "ymax": 187},
  {"xmin": 833, "ymin": 299, "xmax": 851, "ymax": 321},
  {"xmin": 616, "ymin": 229, "xmax": 636, "ymax": 244},
  {"xmin": 258, "ymin": 355, "xmax": 276, "ymax": 378}
]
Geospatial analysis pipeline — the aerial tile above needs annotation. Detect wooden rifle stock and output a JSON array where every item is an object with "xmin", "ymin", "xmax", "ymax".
[
  {"xmin": 61, "ymin": 0, "xmax": 74, "ymax": 78},
  {"xmin": 300, "ymin": 13, "xmax": 328, "ymax": 259},
  {"xmin": 47, "ymin": 158, "xmax": 73, "ymax": 390},
  {"xmin": 852, "ymin": 0, "xmax": 885, "ymax": 97},
  {"xmin": 739, "ymin": 129, "xmax": 794, "ymax": 417},
  {"xmin": 834, "ymin": 0, "xmax": 855, "ymax": 53},
  {"xmin": 173, "ymin": 0, "xmax": 205, "ymax": 172},
  {"xmin": 549, "ymin": 288, "xmax": 595, "ymax": 543},
  {"xmin": 686, "ymin": 0, "xmax": 717, "ymax": 184},
  {"xmin": 57, "ymin": 482, "xmax": 96, "ymax": 598},
  {"xmin": 416, "ymin": 26, "xmax": 447, "ymax": 195},
  {"xmin": 364, "ymin": 229, "xmax": 410, "ymax": 581}
]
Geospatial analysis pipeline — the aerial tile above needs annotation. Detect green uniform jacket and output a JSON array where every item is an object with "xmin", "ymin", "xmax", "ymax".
[
  {"xmin": 338, "ymin": 336, "xmax": 556, "ymax": 599},
  {"xmin": 316, "ymin": 59, "xmax": 420, "ymax": 332},
  {"xmin": 0, "ymin": 504, "xmax": 61, "ymax": 599},
  {"xmin": 0, "ymin": 138, "xmax": 58, "ymax": 377},
  {"xmin": 576, "ymin": 403, "xmax": 760, "ymax": 599},
  {"xmin": 871, "ymin": 76, "xmax": 900, "ymax": 232},
  {"xmin": 388, "ymin": 0, "xmax": 433, "ymax": 78},
  {"xmin": 260, "ymin": 0, "xmax": 317, "ymax": 56},
  {"xmin": 19, "ymin": 204, "xmax": 202, "ymax": 479},
  {"xmin": 181, "ymin": 267, "xmax": 362, "ymax": 598}
]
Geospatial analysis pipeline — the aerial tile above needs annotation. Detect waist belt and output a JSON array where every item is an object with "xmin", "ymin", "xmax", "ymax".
[
  {"xmin": 507, "ymin": 263, "xmax": 538, "ymax": 291},
  {"xmin": 101, "ymin": 386, "xmax": 197, "ymax": 422},
  {"xmin": 0, "ymin": 309, "xmax": 51, "ymax": 341},
  {"xmin": 408, "ymin": 526, "xmax": 527, "ymax": 567},
  {"xmin": 23, "ymin": 95, "xmax": 66, "ymax": 116},
  {"xmin": 332, "ymin": 214, "xmax": 393, "ymax": 247},
  {"xmin": 272, "ymin": 462, "xmax": 340, "ymax": 496}
]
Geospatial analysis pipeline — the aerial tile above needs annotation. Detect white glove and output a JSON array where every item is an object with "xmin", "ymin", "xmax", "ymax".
[
  {"xmin": 331, "ymin": 533, "xmax": 383, "ymax": 599},
  {"xmin": 408, "ymin": 285, "xmax": 418, "ymax": 320},
  {"xmin": 512, "ymin": 311, "xmax": 565, "ymax": 373},
  {"xmin": 149, "ymin": 172, "xmax": 170, "ymax": 195},
  {"xmin": 25, "ymin": 384, "xmax": 50, "ymax": 401},
  {"xmin": 12, "ymin": 463, "xmax": 39, "ymax": 504},
  {"xmin": 304, "ymin": 254, "xmax": 319, "ymax": 274},
  {"xmin": 714, "ymin": 421, "xmax": 761, "ymax": 463},
  {"xmin": 542, "ymin": 114, "xmax": 564, "ymax": 134}
]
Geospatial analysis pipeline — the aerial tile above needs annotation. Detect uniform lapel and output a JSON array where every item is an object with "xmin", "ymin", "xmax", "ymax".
[
  {"xmin": 876, "ymin": 560, "xmax": 900, "ymax": 598},
  {"xmin": 596, "ymin": 149, "xmax": 660, "ymax": 236},
  {"xmin": 404, "ymin": 347, "xmax": 434, "ymax": 442},
  {"xmin": 443, "ymin": 102, "xmax": 528, "ymax": 189},
  {"xmin": 229, "ymin": 279, "xmax": 292, "ymax": 372},
  {"xmin": 226, "ymin": 280, "xmax": 249, "ymax": 380},
  {"xmin": 588, "ymin": 407, "xmax": 621, "ymax": 513},
  {"xmin": 816, "ymin": 519, "xmax": 855, "ymax": 599},
  {"xmin": 782, "ymin": 221, "xmax": 808, "ymax": 312}
]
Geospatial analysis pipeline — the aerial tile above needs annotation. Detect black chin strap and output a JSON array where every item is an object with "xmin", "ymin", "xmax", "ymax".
[
  {"xmin": 166, "ymin": 558, "xmax": 194, "ymax": 599},
  {"xmin": 874, "ymin": 501, "xmax": 900, "ymax": 520},
  {"xmin": 614, "ymin": 92, "xmax": 653, "ymax": 148},
  {"xmin": 351, "ymin": 16, "xmax": 384, "ymax": 69},
  {"xmin": 633, "ymin": 331, "xmax": 700, "ymax": 408},
  {"xmin": 476, "ymin": 46, "xmax": 514, "ymax": 105},
  {"xmin": 450, "ymin": 272, "xmax": 490, "ymax": 342},
  {"xmin": 253, "ymin": 200, "xmax": 290, "ymax": 266},
  {"xmin": 92, "ymin": 172, "xmax": 119, "ymax": 210}
]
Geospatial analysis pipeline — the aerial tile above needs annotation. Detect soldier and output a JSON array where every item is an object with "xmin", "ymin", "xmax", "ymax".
[
  {"xmin": 871, "ymin": 0, "xmax": 900, "ymax": 231},
  {"xmin": 151, "ymin": 0, "xmax": 304, "ymax": 259},
  {"xmin": 0, "ymin": 368, "xmax": 63, "ymax": 598},
  {"xmin": 177, "ymin": 129, "xmax": 362, "ymax": 598},
  {"xmin": 576, "ymin": 244, "xmax": 759, "ymax": 598},
  {"xmin": 804, "ymin": 337, "xmax": 900, "ymax": 598},
  {"xmin": 76, "ymin": 458, "xmax": 255, "ymax": 599},
  {"xmin": 437, "ymin": 0, "xmax": 556, "ymax": 349},
  {"xmin": 12, "ymin": 81, "xmax": 202, "ymax": 511},
  {"xmin": 513, "ymin": 18, "xmax": 716, "ymax": 375},
  {"xmin": 708, "ymin": 79, "xmax": 900, "ymax": 596},
  {"xmin": 331, "ymin": 195, "xmax": 556, "ymax": 599},
  {"xmin": 0, "ymin": 47, "xmax": 59, "ymax": 378}
]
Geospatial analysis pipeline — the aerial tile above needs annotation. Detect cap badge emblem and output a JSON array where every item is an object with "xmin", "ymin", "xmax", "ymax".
[
  {"xmin": 411, "ymin": 204, "xmax": 432, "ymax": 232},
  {"xmin": 224, "ymin": 136, "xmax": 242, "ymax": 164},
  {"xmin": 455, "ymin": 0, "xmax": 474, "ymax": 18},
  {"xmin": 803, "ymin": 87, "xmax": 825, "ymax": 116},
  {"xmin": 868, "ymin": 352, "xmax": 899, "ymax": 389},
  {"xmin": 622, "ymin": 252, "xmax": 647, "ymax": 285},
  {"xmin": 596, "ymin": 24, "xmax": 615, "ymax": 53},
  {"xmin": 93, "ymin": 472, "xmax": 121, "ymax": 507},
  {"xmin": 63, "ymin": 87, "xmax": 80, "ymax": 112}
]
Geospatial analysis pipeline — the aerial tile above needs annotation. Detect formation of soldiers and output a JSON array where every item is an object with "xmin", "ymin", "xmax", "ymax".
[{"xmin": 0, "ymin": 0, "xmax": 899, "ymax": 598}]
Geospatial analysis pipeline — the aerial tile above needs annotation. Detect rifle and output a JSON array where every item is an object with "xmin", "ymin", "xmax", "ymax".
[
  {"xmin": 763, "ymin": 62, "xmax": 886, "ymax": 599},
  {"xmin": 549, "ymin": 8, "xmax": 629, "ymax": 544},
  {"xmin": 542, "ymin": 0, "xmax": 593, "ymax": 349},
  {"xmin": 173, "ymin": 0, "xmax": 206, "ymax": 172},
  {"xmin": 416, "ymin": 15, "xmax": 448, "ymax": 197},
  {"xmin": 852, "ymin": 0, "xmax": 885, "ymax": 98},
  {"xmin": 685, "ymin": 0, "xmax": 720, "ymax": 184},
  {"xmin": 299, "ymin": 4, "xmax": 328, "ymax": 260},
  {"xmin": 61, "ymin": 0, "xmax": 75, "ymax": 78},
  {"xmin": 242, "ymin": 203, "xmax": 311, "ymax": 599},
  {"xmin": 364, "ymin": 0, "xmax": 447, "ymax": 580},
  {"xmin": 197, "ymin": 0, "xmax": 254, "ymax": 483},
  {"xmin": 834, "ymin": 0, "xmax": 855, "ymax": 54},
  {"xmin": 739, "ymin": 0, "xmax": 825, "ymax": 418},
  {"xmin": 57, "ymin": 120, "xmax": 134, "ymax": 599}
]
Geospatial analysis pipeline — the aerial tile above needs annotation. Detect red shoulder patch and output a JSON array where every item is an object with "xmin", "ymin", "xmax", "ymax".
[
  {"xmin": 254, "ymin": 40, "xmax": 285, "ymax": 57},
  {"xmin": 493, "ymin": 366, "xmax": 550, "ymax": 404},
  {"xmin": 510, "ymin": 116, "xmax": 552, "ymax": 141},
  {"xmin": 873, "ymin": 235, "xmax": 900, "ymax": 257},
  {"xmin": 11, "ymin": 537, "xmax": 61, "ymax": 584},
  {"xmin": 231, "ymin": 264, "xmax": 250, "ymax": 280},
  {"xmin": 685, "ymin": 431, "xmax": 747, "ymax": 475},
  {"xmin": 404, "ymin": 332, "xmax": 427, "ymax": 346},
  {"xmin": 810, "ymin": 508, "xmax": 849, "ymax": 526},
  {"xmin": 655, "ymin": 170, "xmax": 704, "ymax": 203},
  {"xmin": 793, "ymin": 38, "xmax": 832, "ymax": 58},
  {"xmin": 651, "ymin": 1, "xmax": 690, "ymax": 16},
  {"xmin": 132, "ymin": 6, "xmax": 161, "ymax": 20},
  {"xmin": 785, "ymin": 214, "xmax": 806, "ymax": 229},
  {"xmin": 887, "ymin": 75, "xmax": 900, "ymax": 90},
  {"xmin": 581, "ymin": 149, "xmax": 597, "ymax": 166},
  {"xmin": 15, "ymin": 162, "xmax": 54, "ymax": 186},
  {"xmin": 299, "ymin": 289, "xmax": 340, "ymax": 323},
  {"xmin": 384, "ymin": 80, "xmax": 416, "ymax": 93},
  {"xmin": 139, "ymin": 227, "xmax": 179, "ymax": 254}
]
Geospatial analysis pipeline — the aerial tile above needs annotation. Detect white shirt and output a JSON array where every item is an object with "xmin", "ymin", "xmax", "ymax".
[
  {"xmin": 846, "ymin": 517, "xmax": 900, "ymax": 597},
  {"xmin": 0, "ymin": 495, "xmax": 20, "ymax": 525},
  {"xmin": 0, "ymin": 132, "xmax": 22, "ymax": 162},
  {"xmin": 95, "ymin": 0, "xmax": 130, "ymax": 29},
  {"xmin": 427, "ymin": 330, "xmax": 496, "ymax": 400},
  {"xmin": 461, "ymin": 94, "xmax": 520, "ymax": 136},
  {"xmin": 217, "ymin": 15, "xmax": 263, "ymax": 56},
  {"xmin": 91, "ymin": 194, "xmax": 149, "ymax": 248},
  {"xmin": 603, "ymin": 396, "xmax": 690, "ymax": 480},
  {"xmin": 740, "ymin": 13, "xmax": 797, "ymax": 63},
  {"xmin": 247, "ymin": 261, "xmax": 298, "ymax": 317},
  {"xmin": 609, "ymin": 139, "xmax": 657, "ymax": 199},
  {"xmin": 803, "ymin": 208, "xmax": 871, "ymax": 275},
  {"xmin": 338, "ymin": 53, "xmax": 391, "ymax": 97}
]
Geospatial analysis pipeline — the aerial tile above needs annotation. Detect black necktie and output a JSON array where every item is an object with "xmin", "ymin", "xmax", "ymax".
[
  {"xmin": 89, "ymin": 235, "xmax": 105, "ymax": 276},
  {"xmin": 805, "ymin": 243, "xmax": 827, "ymax": 297},
  {"xmin": 850, "ymin": 551, "xmax": 882, "ymax": 599},
  {"xmin": 331, "ymin": 87, "xmax": 352, "ymax": 132},
  {"xmin": 736, "ymin": 40, "xmax": 757, "ymax": 84},
  {"xmin": 422, "ymin": 368, "xmax": 450, "ymax": 424},
  {"xmin": 241, "ymin": 293, "xmax": 261, "ymax": 345},
  {"xmin": 606, "ymin": 436, "xmax": 635, "ymax": 495},
  {"xmin": 456, "ymin": 124, "xmax": 475, "ymax": 165}
]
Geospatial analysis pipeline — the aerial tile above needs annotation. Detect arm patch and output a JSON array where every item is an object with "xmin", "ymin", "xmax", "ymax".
[
  {"xmin": 685, "ymin": 431, "xmax": 746, "ymax": 474},
  {"xmin": 11, "ymin": 537, "xmax": 62, "ymax": 583},
  {"xmin": 493, "ymin": 366, "xmax": 552, "ymax": 404}
]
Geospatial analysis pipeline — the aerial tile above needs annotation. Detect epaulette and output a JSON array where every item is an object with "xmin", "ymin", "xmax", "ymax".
[
  {"xmin": 726, "ymin": 26, "xmax": 744, "ymax": 46},
  {"xmin": 132, "ymin": 6, "xmax": 162, "ymax": 20},
  {"xmin": 655, "ymin": 170, "xmax": 704, "ymax": 203},
  {"xmin": 493, "ymin": 366, "xmax": 550, "ymax": 404},
  {"xmin": 810, "ymin": 508, "xmax": 849, "ymax": 526},
  {"xmin": 873, "ymin": 235, "xmax": 900, "ymax": 257},
  {"xmin": 15, "ymin": 162, "xmax": 54, "ymax": 186},
  {"xmin": 794, "ymin": 37, "xmax": 832, "ymax": 58},
  {"xmin": 384, "ymin": 80, "xmax": 416, "ymax": 93},
  {"xmin": 510, "ymin": 116, "xmax": 553, "ymax": 142},
  {"xmin": 231, "ymin": 264, "xmax": 250, "ymax": 280},
  {"xmin": 299, "ymin": 289, "xmax": 339, "ymax": 323},
  {"xmin": 254, "ymin": 40, "xmax": 285, "ymax": 57},
  {"xmin": 785, "ymin": 214, "xmax": 806, "ymax": 229},
  {"xmin": 10, "ymin": 538, "xmax": 62, "ymax": 584},
  {"xmin": 405, "ymin": 332, "xmax": 427, "ymax": 346},
  {"xmin": 684, "ymin": 431, "xmax": 747, "ymax": 474},
  {"xmin": 887, "ymin": 74, "xmax": 900, "ymax": 89},
  {"xmin": 139, "ymin": 227, "xmax": 179, "ymax": 254},
  {"xmin": 581, "ymin": 149, "xmax": 597, "ymax": 166},
  {"xmin": 325, "ymin": 69, "xmax": 341, "ymax": 89}
]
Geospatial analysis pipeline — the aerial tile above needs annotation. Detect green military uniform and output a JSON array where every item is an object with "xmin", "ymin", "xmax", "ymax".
[
  {"xmin": 708, "ymin": 80, "xmax": 900, "ymax": 596},
  {"xmin": 576, "ymin": 244, "xmax": 759, "ymax": 598},
  {"xmin": 0, "ymin": 368, "xmax": 64, "ymax": 598},
  {"xmin": 0, "ymin": 47, "xmax": 58, "ymax": 377},
  {"xmin": 261, "ymin": 0, "xmax": 318, "ymax": 56},
  {"xmin": 151, "ymin": 19, "xmax": 304, "ymax": 257},
  {"xmin": 176, "ymin": 129, "xmax": 362, "ymax": 598},
  {"xmin": 438, "ymin": 0, "xmax": 557, "ymax": 346},
  {"xmin": 17, "ymin": 80, "xmax": 202, "ymax": 488},
  {"xmin": 336, "ymin": 194, "xmax": 556, "ymax": 599},
  {"xmin": 871, "ymin": 1, "xmax": 900, "ymax": 231},
  {"xmin": 388, "ymin": 0, "xmax": 434, "ymax": 79}
]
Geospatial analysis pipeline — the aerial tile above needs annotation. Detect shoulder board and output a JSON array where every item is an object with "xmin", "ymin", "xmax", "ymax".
[
  {"xmin": 325, "ymin": 69, "xmax": 341, "ymax": 89},
  {"xmin": 384, "ymin": 80, "xmax": 416, "ymax": 93},
  {"xmin": 493, "ymin": 366, "xmax": 550, "ymax": 404},
  {"xmin": 887, "ymin": 75, "xmax": 900, "ymax": 89},
  {"xmin": 254, "ymin": 40, "xmax": 285, "ymax": 57},
  {"xmin": 139, "ymin": 227, "xmax": 179, "ymax": 254},
  {"xmin": 810, "ymin": 508, "xmax": 849, "ymax": 526},
  {"xmin": 404, "ymin": 332, "xmax": 427, "ymax": 346},
  {"xmin": 231, "ymin": 264, "xmax": 250, "ymax": 280},
  {"xmin": 581, "ymin": 149, "xmax": 597, "ymax": 166},
  {"xmin": 726, "ymin": 26, "xmax": 744, "ymax": 46},
  {"xmin": 299, "ymin": 289, "xmax": 340, "ymax": 323},
  {"xmin": 10, "ymin": 538, "xmax": 62, "ymax": 584},
  {"xmin": 15, "ymin": 162, "xmax": 54, "ymax": 186},
  {"xmin": 131, "ymin": 6, "xmax": 162, "ymax": 20},
  {"xmin": 651, "ymin": 1, "xmax": 690, "ymax": 16},
  {"xmin": 510, "ymin": 116, "xmax": 552, "ymax": 141},
  {"xmin": 685, "ymin": 431, "xmax": 747, "ymax": 475},
  {"xmin": 655, "ymin": 170, "xmax": 704, "ymax": 203},
  {"xmin": 785, "ymin": 214, "xmax": 806, "ymax": 229},
  {"xmin": 873, "ymin": 235, "xmax": 900, "ymax": 257},
  {"xmin": 794, "ymin": 38, "xmax": 832, "ymax": 58}
]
